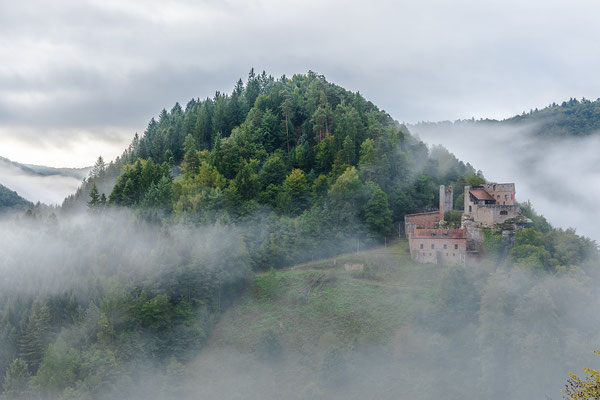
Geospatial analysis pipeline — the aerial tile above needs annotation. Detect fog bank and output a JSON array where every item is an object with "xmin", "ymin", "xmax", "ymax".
[
  {"xmin": 0, "ymin": 162, "xmax": 85, "ymax": 205},
  {"xmin": 411, "ymin": 122, "xmax": 600, "ymax": 241}
]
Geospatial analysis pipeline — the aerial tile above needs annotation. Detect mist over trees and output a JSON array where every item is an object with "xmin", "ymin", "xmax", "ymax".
[
  {"xmin": 65, "ymin": 70, "xmax": 487, "ymax": 270},
  {"xmin": 2, "ymin": 71, "xmax": 599, "ymax": 399},
  {"xmin": 0, "ymin": 211, "xmax": 250, "ymax": 399}
]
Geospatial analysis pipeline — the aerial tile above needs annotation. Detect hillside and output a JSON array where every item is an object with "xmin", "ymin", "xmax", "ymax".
[
  {"xmin": 0, "ymin": 183, "xmax": 32, "ymax": 209},
  {"xmin": 185, "ymin": 242, "xmax": 600, "ymax": 400},
  {"xmin": 506, "ymin": 97, "xmax": 600, "ymax": 136}
]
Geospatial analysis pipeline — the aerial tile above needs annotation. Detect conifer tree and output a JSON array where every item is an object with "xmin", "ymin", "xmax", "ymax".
[
  {"xmin": 19, "ymin": 302, "xmax": 51, "ymax": 373},
  {"xmin": 88, "ymin": 183, "xmax": 100, "ymax": 208},
  {"xmin": 183, "ymin": 134, "xmax": 200, "ymax": 176}
]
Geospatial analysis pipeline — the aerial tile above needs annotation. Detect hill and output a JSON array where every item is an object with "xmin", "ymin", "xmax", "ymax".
[
  {"xmin": 1, "ymin": 71, "xmax": 598, "ymax": 400},
  {"xmin": 71, "ymin": 70, "xmax": 483, "ymax": 270},
  {"xmin": 0, "ymin": 183, "xmax": 32, "ymax": 209}
]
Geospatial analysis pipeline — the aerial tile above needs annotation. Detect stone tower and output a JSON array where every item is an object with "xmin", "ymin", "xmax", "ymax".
[{"xmin": 439, "ymin": 185, "xmax": 453, "ymax": 220}]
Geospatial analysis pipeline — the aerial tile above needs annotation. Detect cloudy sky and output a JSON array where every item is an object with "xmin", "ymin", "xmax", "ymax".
[{"xmin": 1, "ymin": 0, "xmax": 599, "ymax": 167}]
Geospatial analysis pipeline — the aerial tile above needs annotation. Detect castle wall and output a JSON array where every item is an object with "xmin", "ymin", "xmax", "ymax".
[
  {"xmin": 464, "ymin": 186, "xmax": 477, "ymax": 215},
  {"xmin": 409, "ymin": 229, "xmax": 467, "ymax": 265},
  {"xmin": 483, "ymin": 183, "xmax": 515, "ymax": 206},
  {"xmin": 471, "ymin": 204, "xmax": 521, "ymax": 226}
]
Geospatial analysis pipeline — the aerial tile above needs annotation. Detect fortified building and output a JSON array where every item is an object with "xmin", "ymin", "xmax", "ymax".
[{"xmin": 405, "ymin": 183, "xmax": 527, "ymax": 265}]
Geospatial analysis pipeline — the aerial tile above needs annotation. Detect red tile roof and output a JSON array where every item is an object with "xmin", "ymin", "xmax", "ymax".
[
  {"xmin": 469, "ymin": 189, "xmax": 495, "ymax": 201},
  {"xmin": 412, "ymin": 229, "xmax": 466, "ymax": 239}
]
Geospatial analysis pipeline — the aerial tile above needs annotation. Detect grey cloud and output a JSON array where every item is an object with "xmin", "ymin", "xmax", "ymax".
[{"xmin": 3, "ymin": 0, "xmax": 600, "ymax": 166}]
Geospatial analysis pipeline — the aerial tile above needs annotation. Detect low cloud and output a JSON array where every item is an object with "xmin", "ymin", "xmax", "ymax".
[{"xmin": 411, "ymin": 121, "xmax": 600, "ymax": 241}]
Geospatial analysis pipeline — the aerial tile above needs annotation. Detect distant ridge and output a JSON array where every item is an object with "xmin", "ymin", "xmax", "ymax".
[
  {"xmin": 0, "ymin": 156, "xmax": 91, "ymax": 179},
  {"xmin": 415, "ymin": 97, "xmax": 600, "ymax": 137}
]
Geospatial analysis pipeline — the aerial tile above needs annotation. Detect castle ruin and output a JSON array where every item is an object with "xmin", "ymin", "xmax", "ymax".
[{"xmin": 405, "ymin": 183, "xmax": 527, "ymax": 265}]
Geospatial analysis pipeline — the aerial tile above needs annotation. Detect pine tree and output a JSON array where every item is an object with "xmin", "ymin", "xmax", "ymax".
[
  {"xmin": 182, "ymin": 134, "xmax": 200, "ymax": 176},
  {"xmin": 88, "ymin": 183, "xmax": 100, "ymax": 208},
  {"xmin": 19, "ymin": 302, "xmax": 51, "ymax": 373},
  {"xmin": 89, "ymin": 156, "xmax": 106, "ymax": 179}
]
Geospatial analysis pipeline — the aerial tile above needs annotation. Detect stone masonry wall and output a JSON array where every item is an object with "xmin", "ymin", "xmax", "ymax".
[{"xmin": 409, "ymin": 235, "xmax": 467, "ymax": 265}]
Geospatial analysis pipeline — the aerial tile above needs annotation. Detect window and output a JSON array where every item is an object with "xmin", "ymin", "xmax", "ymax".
[
  {"xmin": 431, "ymin": 244, "xmax": 435, "ymax": 249},
  {"xmin": 420, "ymin": 244, "xmax": 424, "ymax": 249},
  {"xmin": 505, "ymin": 194, "xmax": 508, "ymax": 200},
  {"xmin": 453, "ymin": 253, "xmax": 455, "ymax": 256},
  {"xmin": 469, "ymin": 205, "xmax": 472, "ymax": 212},
  {"xmin": 443, "ymin": 244, "xmax": 447, "ymax": 249},
  {"xmin": 500, "ymin": 210, "xmax": 508, "ymax": 215},
  {"xmin": 497, "ymin": 195, "xmax": 500, "ymax": 199},
  {"xmin": 454, "ymin": 244, "xmax": 458, "ymax": 250}
]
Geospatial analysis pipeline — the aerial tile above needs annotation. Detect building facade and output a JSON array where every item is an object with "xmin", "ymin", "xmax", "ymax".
[
  {"xmin": 408, "ymin": 228, "xmax": 467, "ymax": 265},
  {"xmin": 464, "ymin": 184, "xmax": 521, "ymax": 227}
]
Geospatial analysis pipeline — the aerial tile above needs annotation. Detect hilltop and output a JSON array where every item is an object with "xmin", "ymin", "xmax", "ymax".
[{"xmin": 64, "ymin": 70, "xmax": 482, "ymax": 270}]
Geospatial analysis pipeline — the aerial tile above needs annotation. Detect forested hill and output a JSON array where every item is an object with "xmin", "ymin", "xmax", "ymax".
[
  {"xmin": 417, "ymin": 97, "xmax": 600, "ymax": 137},
  {"xmin": 3, "ymin": 71, "xmax": 599, "ymax": 400},
  {"xmin": 67, "ymin": 70, "xmax": 483, "ymax": 268},
  {"xmin": 0, "ymin": 183, "xmax": 32, "ymax": 210}
]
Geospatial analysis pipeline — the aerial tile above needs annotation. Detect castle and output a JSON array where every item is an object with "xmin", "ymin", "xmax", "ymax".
[{"xmin": 404, "ymin": 183, "xmax": 527, "ymax": 265}]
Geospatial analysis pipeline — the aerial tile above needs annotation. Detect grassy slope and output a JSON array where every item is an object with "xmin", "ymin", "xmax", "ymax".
[
  {"xmin": 185, "ymin": 242, "xmax": 462, "ymax": 399},
  {"xmin": 212, "ymin": 242, "xmax": 437, "ymax": 350}
]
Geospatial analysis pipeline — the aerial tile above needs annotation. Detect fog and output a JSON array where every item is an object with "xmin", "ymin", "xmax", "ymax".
[
  {"xmin": 411, "ymin": 121, "xmax": 600, "ymax": 241},
  {"xmin": 0, "ymin": 162, "xmax": 85, "ymax": 205},
  {"xmin": 1, "ymin": 209, "xmax": 600, "ymax": 399}
]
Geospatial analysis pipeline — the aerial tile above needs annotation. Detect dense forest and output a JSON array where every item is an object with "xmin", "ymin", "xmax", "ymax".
[
  {"xmin": 66, "ymin": 70, "xmax": 487, "ymax": 269},
  {"xmin": 2, "ymin": 71, "xmax": 599, "ymax": 399}
]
